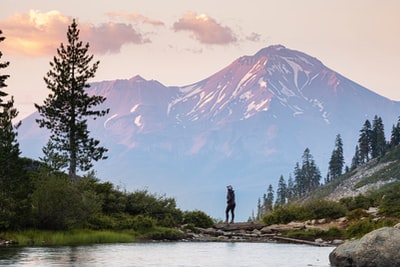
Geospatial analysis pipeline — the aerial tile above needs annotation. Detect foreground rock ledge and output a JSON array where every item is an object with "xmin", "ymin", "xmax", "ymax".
[
  {"xmin": 329, "ymin": 225, "xmax": 400, "ymax": 267},
  {"xmin": 188, "ymin": 222, "xmax": 338, "ymax": 246}
]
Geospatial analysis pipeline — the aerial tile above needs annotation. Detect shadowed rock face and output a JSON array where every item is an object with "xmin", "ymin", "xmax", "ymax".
[{"xmin": 329, "ymin": 225, "xmax": 400, "ymax": 267}]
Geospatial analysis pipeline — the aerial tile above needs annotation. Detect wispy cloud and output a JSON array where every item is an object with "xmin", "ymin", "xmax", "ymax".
[
  {"xmin": 1, "ymin": 10, "xmax": 150, "ymax": 56},
  {"xmin": 105, "ymin": 11, "xmax": 164, "ymax": 26},
  {"xmin": 173, "ymin": 11, "xmax": 237, "ymax": 45}
]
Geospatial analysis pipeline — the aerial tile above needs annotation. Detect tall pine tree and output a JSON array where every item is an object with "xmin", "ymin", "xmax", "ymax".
[
  {"xmin": 294, "ymin": 148, "xmax": 321, "ymax": 197},
  {"xmin": 390, "ymin": 116, "xmax": 400, "ymax": 148},
  {"xmin": 0, "ymin": 30, "xmax": 25, "ymax": 229},
  {"xmin": 275, "ymin": 175, "xmax": 287, "ymax": 206},
  {"xmin": 358, "ymin": 120, "xmax": 372, "ymax": 163},
  {"xmin": 371, "ymin": 115, "xmax": 386, "ymax": 159},
  {"xmin": 35, "ymin": 20, "xmax": 109, "ymax": 179},
  {"xmin": 328, "ymin": 134, "xmax": 344, "ymax": 181}
]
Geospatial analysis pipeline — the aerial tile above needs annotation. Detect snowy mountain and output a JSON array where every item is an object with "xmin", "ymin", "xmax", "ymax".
[{"xmin": 18, "ymin": 45, "xmax": 400, "ymax": 221}]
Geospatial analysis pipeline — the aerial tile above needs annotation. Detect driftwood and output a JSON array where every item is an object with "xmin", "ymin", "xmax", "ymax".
[{"xmin": 270, "ymin": 235, "xmax": 331, "ymax": 247}]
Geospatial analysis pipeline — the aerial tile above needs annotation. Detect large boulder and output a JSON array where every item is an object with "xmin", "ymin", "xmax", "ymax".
[{"xmin": 329, "ymin": 226, "xmax": 400, "ymax": 267}]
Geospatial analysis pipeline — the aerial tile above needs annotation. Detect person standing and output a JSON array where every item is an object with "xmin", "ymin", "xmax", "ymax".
[{"xmin": 225, "ymin": 185, "xmax": 236, "ymax": 224}]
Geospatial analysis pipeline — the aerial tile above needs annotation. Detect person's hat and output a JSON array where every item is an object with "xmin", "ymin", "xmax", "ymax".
[{"xmin": 227, "ymin": 185, "xmax": 233, "ymax": 190}]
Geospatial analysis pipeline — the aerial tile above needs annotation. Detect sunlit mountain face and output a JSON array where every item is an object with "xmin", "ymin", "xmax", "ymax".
[{"xmin": 19, "ymin": 45, "xmax": 400, "ymax": 220}]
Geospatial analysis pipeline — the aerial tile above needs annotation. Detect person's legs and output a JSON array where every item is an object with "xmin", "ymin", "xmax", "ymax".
[
  {"xmin": 230, "ymin": 204, "xmax": 236, "ymax": 223},
  {"xmin": 225, "ymin": 206, "xmax": 230, "ymax": 223}
]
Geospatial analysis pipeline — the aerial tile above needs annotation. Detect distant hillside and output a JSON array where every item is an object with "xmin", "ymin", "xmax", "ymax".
[{"xmin": 311, "ymin": 146, "xmax": 400, "ymax": 201}]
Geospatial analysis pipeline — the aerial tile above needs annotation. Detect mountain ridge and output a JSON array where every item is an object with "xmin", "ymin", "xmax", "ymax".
[{"xmin": 18, "ymin": 45, "xmax": 400, "ymax": 221}]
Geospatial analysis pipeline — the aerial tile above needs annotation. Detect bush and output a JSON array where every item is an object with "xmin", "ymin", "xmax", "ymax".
[
  {"xmin": 340, "ymin": 194, "xmax": 374, "ymax": 211},
  {"xmin": 346, "ymin": 208, "xmax": 370, "ymax": 221},
  {"xmin": 131, "ymin": 215, "xmax": 156, "ymax": 231},
  {"xmin": 32, "ymin": 173, "xmax": 101, "ymax": 230},
  {"xmin": 303, "ymin": 199, "xmax": 347, "ymax": 220},
  {"xmin": 263, "ymin": 204, "xmax": 306, "ymax": 225},
  {"xmin": 144, "ymin": 227, "xmax": 185, "ymax": 241},
  {"xmin": 263, "ymin": 200, "xmax": 346, "ymax": 225},
  {"xmin": 125, "ymin": 190, "xmax": 183, "ymax": 227},
  {"xmin": 379, "ymin": 184, "xmax": 400, "ymax": 217},
  {"xmin": 182, "ymin": 210, "xmax": 214, "ymax": 228},
  {"xmin": 88, "ymin": 214, "xmax": 117, "ymax": 230},
  {"xmin": 345, "ymin": 218, "xmax": 396, "ymax": 239}
]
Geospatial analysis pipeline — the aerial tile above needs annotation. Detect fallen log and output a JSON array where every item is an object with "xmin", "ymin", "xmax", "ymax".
[{"xmin": 271, "ymin": 235, "xmax": 332, "ymax": 247}]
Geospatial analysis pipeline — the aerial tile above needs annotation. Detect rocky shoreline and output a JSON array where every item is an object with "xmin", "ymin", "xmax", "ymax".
[{"xmin": 184, "ymin": 221, "xmax": 344, "ymax": 247}]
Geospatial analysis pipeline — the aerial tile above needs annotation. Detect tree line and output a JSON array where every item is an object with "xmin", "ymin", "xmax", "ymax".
[
  {"xmin": 0, "ymin": 21, "xmax": 214, "ymax": 231},
  {"xmin": 256, "ymin": 114, "xmax": 400, "ymax": 220}
]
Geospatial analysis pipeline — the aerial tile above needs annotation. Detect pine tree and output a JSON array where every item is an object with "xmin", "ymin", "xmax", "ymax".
[
  {"xmin": 371, "ymin": 115, "xmax": 386, "ymax": 158},
  {"xmin": 265, "ymin": 184, "xmax": 274, "ymax": 213},
  {"xmin": 275, "ymin": 175, "xmax": 287, "ymax": 206},
  {"xmin": 293, "ymin": 162, "xmax": 304, "ymax": 197},
  {"xmin": 256, "ymin": 197, "xmax": 262, "ymax": 220},
  {"xmin": 328, "ymin": 134, "xmax": 344, "ymax": 181},
  {"xmin": 0, "ymin": 30, "xmax": 25, "ymax": 229},
  {"xmin": 351, "ymin": 145, "xmax": 361, "ymax": 170},
  {"xmin": 286, "ymin": 174, "xmax": 295, "ymax": 201},
  {"xmin": 358, "ymin": 120, "xmax": 372, "ymax": 163},
  {"xmin": 35, "ymin": 20, "xmax": 109, "ymax": 179},
  {"xmin": 297, "ymin": 148, "xmax": 321, "ymax": 195},
  {"xmin": 390, "ymin": 117, "xmax": 400, "ymax": 148}
]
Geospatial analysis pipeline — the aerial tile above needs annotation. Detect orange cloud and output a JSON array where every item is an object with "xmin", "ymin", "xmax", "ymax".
[
  {"xmin": 1, "ymin": 10, "xmax": 149, "ymax": 57},
  {"xmin": 173, "ymin": 11, "xmax": 237, "ymax": 45}
]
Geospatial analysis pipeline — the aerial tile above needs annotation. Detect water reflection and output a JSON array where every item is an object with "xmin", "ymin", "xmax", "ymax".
[{"xmin": 0, "ymin": 242, "xmax": 334, "ymax": 267}]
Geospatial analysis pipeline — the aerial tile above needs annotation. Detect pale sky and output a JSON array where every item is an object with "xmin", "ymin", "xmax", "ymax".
[{"xmin": 1, "ymin": 0, "xmax": 399, "ymax": 120}]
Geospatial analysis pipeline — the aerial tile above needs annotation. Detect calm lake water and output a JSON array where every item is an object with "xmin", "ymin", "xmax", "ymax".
[{"xmin": 0, "ymin": 242, "xmax": 335, "ymax": 267}]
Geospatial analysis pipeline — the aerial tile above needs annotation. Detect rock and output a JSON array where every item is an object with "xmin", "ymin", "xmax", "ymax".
[
  {"xmin": 329, "ymin": 227, "xmax": 400, "ymax": 267},
  {"xmin": 315, "ymin": 238, "xmax": 324, "ymax": 243},
  {"xmin": 366, "ymin": 207, "xmax": 379, "ymax": 216},
  {"xmin": 260, "ymin": 222, "xmax": 305, "ymax": 233},
  {"xmin": 332, "ymin": 239, "xmax": 344, "ymax": 245}
]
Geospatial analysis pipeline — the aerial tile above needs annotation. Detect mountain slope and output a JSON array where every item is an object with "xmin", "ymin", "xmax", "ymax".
[
  {"xmin": 18, "ymin": 45, "xmax": 400, "ymax": 221},
  {"xmin": 314, "ymin": 146, "xmax": 400, "ymax": 202}
]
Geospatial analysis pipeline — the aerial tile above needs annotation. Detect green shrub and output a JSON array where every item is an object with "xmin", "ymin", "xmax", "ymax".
[
  {"xmin": 125, "ymin": 190, "xmax": 183, "ymax": 227},
  {"xmin": 32, "ymin": 174, "xmax": 101, "ymax": 230},
  {"xmin": 325, "ymin": 227, "xmax": 345, "ymax": 239},
  {"xmin": 263, "ymin": 204, "xmax": 306, "ymax": 225},
  {"xmin": 345, "ymin": 218, "xmax": 396, "ymax": 239},
  {"xmin": 346, "ymin": 208, "xmax": 370, "ymax": 221},
  {"xmin": 132, "ymin": 215, "xmax": 156, "ymax": 231},
  {"xmin": 379, "ymin": 184, "xmax": 400, "ymax": 217},
  {"xmin": 144, "ymin": 227, "xmax": 184, "ymax": 241},
  {"xmin": 263, "ymin": 200, "xmax": 346, "ymax": 225},
  {"xmin": 182, "ymin": 210, "xmax": 214, "ymax": 228},
  {"xmin": 340, "ymin": 194, "xmax": 374, "ymax": 211},
  {"xmin": 303, "ymin": 199, "xmax": 347, "ymax": 220},
  {"xmin": 88, "ymin": 214, "xmax": 117, "ymax": 230}
]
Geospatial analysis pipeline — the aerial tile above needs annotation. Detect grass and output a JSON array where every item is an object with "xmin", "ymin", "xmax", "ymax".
[{"xmin": 1, "ymin": 229, "xmax": 136, "ymax": 246}]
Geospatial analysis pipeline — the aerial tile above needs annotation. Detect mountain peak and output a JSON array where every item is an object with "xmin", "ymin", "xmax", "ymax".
[
  {"xmin": 129, "ymin": 75, "xmax": 147, "ymax": 82},
  {"xmin": 256, "ymin": 44, "xmax": 286, "ymax": 55}
]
